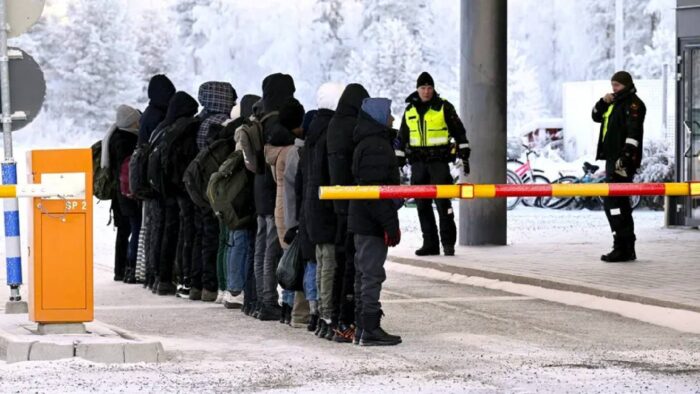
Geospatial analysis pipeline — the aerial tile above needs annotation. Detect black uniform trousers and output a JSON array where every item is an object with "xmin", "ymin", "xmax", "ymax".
[
  {"xmin": 410, "ymin": 160, "xmax": 457, "ymax": 249},
  {"xmin": 603, "ymin": 160, "xmax": 636, "ymax": 243}
]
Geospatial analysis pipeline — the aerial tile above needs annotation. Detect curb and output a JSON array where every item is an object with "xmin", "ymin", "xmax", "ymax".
[{"xmin": 387, "ymin": 255, "xmax": 700, "ymax": 314}]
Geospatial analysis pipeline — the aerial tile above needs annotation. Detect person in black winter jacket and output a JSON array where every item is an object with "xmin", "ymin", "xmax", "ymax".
[
  {"xmin": 106, "ymin": 105, "xmax": 141, "ymax": 282},
  {"xmin": 591, "ymin": 71, "xmax": 646, "ymax": 262},
  {"xmin": 151, "ymin": 92, "xmax": 200, "ymax": 296},
  {"xmin": 326, "ymin": 83, "xmax": 369, "ymax": 341},
  {"xmin": 254, "ymin": 73, "xmax": 296, "ymax": 321},
  {"xmin": 349, "ymin": 98, "xmax": 402, "ymax": 347},
  {"xmin": 136, "ymin": 75, "xmax": 175, "ymax": 287}
]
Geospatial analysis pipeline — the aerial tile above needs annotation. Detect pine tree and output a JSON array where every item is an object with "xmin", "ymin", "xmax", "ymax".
[
  {"xmin": 136, "ymin": 12, "xmax": 173, "ymax": 105},
  {"xmin": 312, "ymin": 0, "xmax": 348, "ymax": 82},
  {"xmin": 507, "ymin": 42, "xmax": 548, "ymax": 136}
]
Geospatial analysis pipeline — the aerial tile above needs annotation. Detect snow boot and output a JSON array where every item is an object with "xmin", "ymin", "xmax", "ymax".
[
  {"xmin": 415, "ymin": 245, "xmax": 440, "ymax": 256},
  {"xmin": 258, "ymin": 303, "xmax": 282, "ymax": 321},
  {"xmin": 157, "ymin": 281, "xmax": 177, "ymax": 296},
  {"xmin": 360, "ymin": 312, "xmax": 401, "ymax": 346},
  {"xmin": 443, "ymin": 246, "xmax": 455, "ymax": 256},
  {"xmin": 201, "ymin": 288, "xmax": 218, "ymax": 302},
  {"xmin": 601, "ymin": 237, "xmax": 636, "ymax": 263},
  {"xmin": 279, "ymin": 304, "xmax": 290, "ymax": 324},
  {"xmin": 189, "ymin": 287, "xmax": 202, "ymax": 301},
  {"xmin": 316, "ymin": 319, "xmax": 328, "ymax": 338},
  {"xmin": 307, "ymin": 314, "xmax": 319, "ymax": 332},
  {"xmin": 325, "ymin": 321, "xmax": 336, "ymax": 341}
]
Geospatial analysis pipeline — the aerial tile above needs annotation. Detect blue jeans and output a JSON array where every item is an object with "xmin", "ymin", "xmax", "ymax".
[
  {"xmin": 225, "ymin": 229, "xmax": 253, "ymax": 294},
  {"xmin": 282, "ymin": 290, "xmax": 295, "ymax": 306},
  {"xmin": 304, "ymin": 261, "xmax": 318, "ymax": 301}
]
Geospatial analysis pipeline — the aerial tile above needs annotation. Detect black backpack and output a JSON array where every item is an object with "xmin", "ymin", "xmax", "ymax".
[
  {"xmin": 92, "ymin": 140, "xmax": 115, "ymax": 200},
  {"xmin": 147, "ymin": 117, "xmax": 200, "ymax": 196},
  {"xmin": 129, "ymin": 142, "xmax": 155, "ymax": 200},
  {"xmin": 184, "ymin": 138, "xmax": 236, "ymax": 208}
]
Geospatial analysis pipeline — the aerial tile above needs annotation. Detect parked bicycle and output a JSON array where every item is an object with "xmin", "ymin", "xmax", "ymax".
[
  {"xmin": 508, "ymin": 145, "xmax": 550, "ymax": 208},
  {"xmin": 544, "ymin": 162, "xmax": 641, "ymax": 210}
]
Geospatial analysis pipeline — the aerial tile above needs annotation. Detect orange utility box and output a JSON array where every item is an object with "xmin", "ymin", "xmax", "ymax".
[{"xmin": 27, "ymin": 149, "xmax": 93, "ymax": 323}]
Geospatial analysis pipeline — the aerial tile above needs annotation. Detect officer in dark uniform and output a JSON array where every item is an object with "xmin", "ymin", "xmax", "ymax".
[
  {"xmin": 591, "ymin": 71, "xmax": 646, "ymax": 262},
  {"xmin": 395, "ymin": 72, "xmax": 470, "ymax": 256}
]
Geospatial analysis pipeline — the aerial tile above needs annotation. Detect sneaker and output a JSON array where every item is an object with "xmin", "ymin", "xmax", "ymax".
[
  {"xmin": 214, "ymin": 290, "xmax": 225, "ymax": 304},
  {"xmin": 176, "ymin": 285, "xmax": 191, "ymax": 298},
  {"xmin": 443, "ymin": 246, "xmax": 455, "ymax": 256},
  {"xmin": 114, "ymin": 274, "xmax": 124, "ymax": 282},
  {"xmin": 360, "ymin": 327, "xmax": 402, "ymax": 346},
  {"xmin": 258, "ymin": 304, "xmax": 282, "ymax": 321},
  {"xmin": 189, "ymin": 287, "xmax": 202, "ymax": 301},
  {"xmin": 307, "ymin": 314, "xmax": 319, "ymax": 332},
  {"xmin": 201, "ymin": 288, "xmax": 218, "ymax": 302},
  {"xmin": 224, "ymin": 292, "xmax": 244, "ymax": 309},
  {"xmin": 156, "ymin": 281, "xmax": 177, "ymax": 296},
  {"xmin": 415, "ymin": 245, "xmax": 440, "ymax": 256},
  {"xmin": 333, "ymin": 323, "xmax": 355, "ymax": 343}
]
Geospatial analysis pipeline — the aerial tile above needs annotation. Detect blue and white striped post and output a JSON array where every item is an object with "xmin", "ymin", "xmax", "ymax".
[
  {"xmin": 2, "ymin": 161, "xmax": 21, "ymax": 301},
  {"xmin": 1, "ymin": 0, "xmax": 25, "ymax": 308}
]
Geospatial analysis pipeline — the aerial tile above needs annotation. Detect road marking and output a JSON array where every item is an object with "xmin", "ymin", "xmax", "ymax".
[
  {"xmin": 96, "ymin": 303, "xmax": 224, "ymax": 311},
  {"xmin": 382, "ymin": 295, "xmax": 533, "ymax": 304}
]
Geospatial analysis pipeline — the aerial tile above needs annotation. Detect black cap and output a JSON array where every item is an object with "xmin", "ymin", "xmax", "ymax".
[
  {"xmin": 611, "ymin": 71, "xmax": 634, "ymax": 87},
  {"xmin": 416, "ymin": 72, "xmax": 434, "ymax": 88}
]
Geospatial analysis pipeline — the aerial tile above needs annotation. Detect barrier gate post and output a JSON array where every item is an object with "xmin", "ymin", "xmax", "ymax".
[{"xmin": 27, "ymin": 148, "xmax": 93, "ymax": 329}]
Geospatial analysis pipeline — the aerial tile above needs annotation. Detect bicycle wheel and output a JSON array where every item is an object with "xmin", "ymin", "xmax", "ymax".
[
  {"xmin": 506, "ymin": 169, "xmax": 522, "ymax": 210},
  {"xmin": 543, "ymin": 176, "xmax": 577, "ymax": 209},
  {"xmin": 595, "ymin": 195, "xmax": 642, "ymax": 210},
  {"xmin": 522, "ymin": 174, "xmax": 550, "ymax": 207}
]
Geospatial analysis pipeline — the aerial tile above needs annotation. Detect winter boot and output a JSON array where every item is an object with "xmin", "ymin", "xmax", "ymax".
[
  {"xmin": 415, "ymin": 245, "xmax": 440, "ymax": 256},
  {"xmin": 189, "ymin": 287, "xmax": 202, "ymax": 301},
  {"xmin": 601, "ymin": 237, "xmax": 636, "ymax": 263},
  {"xmin": 279, "ymin": 304, "xmax": 290, "ymax": 324},
  {"xmin": 316, "ymin": 319, "xmax": 328, "ymax": 338},
  {"xmin": 252, "ymin": 302, "xmax": 263, "ymax": 319},
  {"xmin": 325, "ymin": 321, "xmax": 336, "ymax": 341},
  {"xmin": 307, "ymin": 314, "xmax": 319, "ymax": 332},
  {"xmin": 157, "ymin": 281, "xmax": 177, "ymax": 296},
  {"xmin": 201, "ymin": 288, "xmax": 218, "ymax": 302},
  {"xmin": 443, "ymin": 246, "xmax": 455, "ymax": 256},
  {"xmin": 122, "ymin": 267, "xmax": 132, "ymax": 283},
  {"xmin": 151, "ymin": 278, "xmax": 160, "ymax": 294},
  {"xmin": 284, "ymin": 305, "xmax": 293, "ymax": 325},
  {"xmin": 258, "ymin": 303, "xmax": 282, "ymax": 321},
  {"xmin": 360, "ymin": 312, "xmax": 402, "ymax": 346}
]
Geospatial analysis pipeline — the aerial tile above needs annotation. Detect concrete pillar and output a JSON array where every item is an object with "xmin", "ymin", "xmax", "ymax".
[{"xmin": 459, "ymin": 0, "xmax": 507, "ymax": 246}]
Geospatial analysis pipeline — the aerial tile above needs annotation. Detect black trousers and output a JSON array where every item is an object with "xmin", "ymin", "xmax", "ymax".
[
  {"xmin": 158, "ymin": 196, "xmax": 180, "ymax": 284},
  {"xmin": 410, "ymin": 160, "xmax": 456, "ymax": 248},
  {"xmin": 191, "ymin": 206, "xmax": 219, "ymax": 292},
  {"xmin": 333, "ymin": 214, "xmax": 356, "ymax": 325},
  {"xmin": 113, "ymin": 204, "xmax": 130, "ymax": 279},
  {"xmin": 354, "ymin": 234, "xmax": 387, "ymax": 325},
  {"xmin": 603, "ymin": 160, "xmax": 636, "ymax": 243},
  {"xmin": 176, "ymin": 195, "xmax": 195, "ymax": 287},
  {"xmin": 147, "ymin": 199, "xmax": 164, "ymax": 281}
]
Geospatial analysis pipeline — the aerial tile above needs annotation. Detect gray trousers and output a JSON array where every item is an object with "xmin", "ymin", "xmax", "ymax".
[
  {"xmin": 354, "ymin": 234, "xmax": 388, "ymax": 321},
  {"xmin": 254, "ymin": 215, "xmax": 282, "ymax": 306},
  {"xmin": 315, "ymin": 244, "xmax": 337, "ymax": 321}
]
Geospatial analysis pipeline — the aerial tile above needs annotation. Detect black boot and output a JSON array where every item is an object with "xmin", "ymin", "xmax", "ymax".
[
  {"xmin": 279, "ymin": 304, "xmax": 289, "ymax": 324},
  {"xmin": 122, "ymin": 267, "xmax": 131, "ymax": 283},
  {"xmin": 284, "ymin": 305, "xmax": 292, "ymax": 325},
  {"xmin": 157, "ymin": 281, "xmax": 177, "ymax": 296},
  {"xmin": 316, "ymin": 319, "xmax": 328, "ymax": 338},
  {"xmin": 258, "ymin": 303, "xmax": 282, "ymax": 321},
  {"xmin": 360, "ymin": 312, "xmax": 401, "ymax": 346},
  {"xmin": 307, "ymin": 314, "xmax": 319, "ymax": 332},
  {"xmin": 443, "ymin": 246, "xmax": 455, "ymax": 256},
  {"xmin": 601, "ymin": 237, "xmax": 636, "ymax": 263},
  {"xmin": 325, "ymin": 320, "xmax": 337, "ymax": 341},
  {"xmin": 415, "ymin": 245, "xmax": 440, "ymax": 256}
]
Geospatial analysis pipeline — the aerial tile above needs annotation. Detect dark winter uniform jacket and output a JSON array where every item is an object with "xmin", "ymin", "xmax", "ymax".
[
  {"xmin": 327, "ymin": 84, "xmax": 370, "ymax": 216},
  {"xmin": 138, "ymin": 75, "xmax": 175, "ymax": 144},
  {"xmin": 396, "ymin": 91, "xmax": 468, "ymax": 162},
  {"xmin": 110, "ymin": 129, "xmax": 139, "ymax": 217},
  {"xmin": 255, "ymin": 73, "xmax": 296, "ymax": 216},
  {"xmin": 302, "ymin": 108, "xmax": 337, "ymax": 245},
  {"xmin": 591, "ymin": 86, "xmax": 646, "ymax": 170},
  {"xmin": 348, "ymin": 112, "xmax": 400, "ymax": 238}
]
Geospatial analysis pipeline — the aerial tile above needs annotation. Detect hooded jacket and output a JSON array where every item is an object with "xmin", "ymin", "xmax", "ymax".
[
  {"xmin": 109, "ymin": 107, "xmax": 141, "ymax": 217},
  {"xmin": 348, "ymin": 111, "xmax": 400, "ymax": 238},
  {"xmin": 327, "ymin": 84, "xmax": 369, "ymax": 216},
  {"xmin": 591, "ymin": 85, "xmax": 646, "ymax": 171},
  {"xmin": 302, "ymin": 108, "xmax": 337, "ymax": 244},
  {"xmin": 138, "ymin": 75, "xmax": 175, "ymax": 144},
  {"xmin": 196, "ymin": 81, "xmax": 237, "ymax": 149},
  {"xmin": 255, "ymin": 74, "xmax": 296, "ymax": 216},
  {"xmin": 209, "ymin": 94, "xmax": 261, "ymax": 145}
]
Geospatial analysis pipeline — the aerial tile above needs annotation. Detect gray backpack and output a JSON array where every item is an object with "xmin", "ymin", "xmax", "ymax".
[
  {"xmin": 238, "ymin": 111, "xmax": 277, "ymax": 174},
  {"xmin": 206, "ymin": 151, "xmax": 255, "ymax": 230}
]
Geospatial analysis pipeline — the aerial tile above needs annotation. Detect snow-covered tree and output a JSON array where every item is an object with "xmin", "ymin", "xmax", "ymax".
[
  {"xmin": 507, "ymin": 42, "xmax": 548, "ymax": 136},
  {"xmin": 57, "ymin": 1, "xmax": 140, "ymax": 133},
  {"xmin": 136, "ymin": 11, "xmax": 174, "ymax": 105},
  {"xmin": 311, "ymin": 0, "xmax": 350, "ymax": 83}
]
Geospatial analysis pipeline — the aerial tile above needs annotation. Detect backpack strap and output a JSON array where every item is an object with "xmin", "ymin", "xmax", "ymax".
[{"xmin": 259, "ymin": 111, "xmax": 279, "ymax": 123}]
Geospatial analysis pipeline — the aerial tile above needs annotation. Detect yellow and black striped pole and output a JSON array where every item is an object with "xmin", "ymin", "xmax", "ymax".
[{"xmin": 319, "ymin": 183, "xmax": 700, "ymax": 200}]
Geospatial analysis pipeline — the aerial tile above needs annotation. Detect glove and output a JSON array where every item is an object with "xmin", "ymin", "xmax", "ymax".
[
  {"xmin": 384, "ymin": 228, "xmax": 401, "ymax": 247},
  {"xmin": 462, "ymin": 159, "xmax": 470, "ymax": 176},
  {"xmin": 395, "ymin": 150, "xmax": 406, "ymax": 167},
  {"xmin": 615, "ymin": 143, "xmax": 637, "ymax": 178},
  {"xmin": 457, "ymin": 147, "xmax": 471, "ymax": 161},
  {"xmin": 283, "ymin": 226, "xmax": 298, "ymax": 244}
]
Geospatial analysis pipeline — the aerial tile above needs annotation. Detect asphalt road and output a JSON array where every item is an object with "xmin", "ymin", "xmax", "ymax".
[{"xmin": 1, "ymin": 260, "xmax": 699, "ymax": 393}]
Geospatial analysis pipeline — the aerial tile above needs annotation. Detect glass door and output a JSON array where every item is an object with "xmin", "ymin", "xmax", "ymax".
[{"xmin": 682, "ymin": 46, "xmax": 700, "ymax": 224}]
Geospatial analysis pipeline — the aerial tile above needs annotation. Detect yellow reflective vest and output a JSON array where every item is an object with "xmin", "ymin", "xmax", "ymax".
[{"xmin": 404, "ymin": 100, "xmax": 450, "ymax": 147}]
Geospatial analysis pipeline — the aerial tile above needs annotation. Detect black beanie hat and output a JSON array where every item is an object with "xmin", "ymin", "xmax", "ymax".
[
  {"xmin": 416, "ymin": 72, "xmax": 435, "ymax": 88},
  {"xmin": 279, "ymin": 97, "xmax": 305, "ymax": 131},
  {"xmin": 611, "ymin": 71, "xmax": 634, "ymax": 87}
]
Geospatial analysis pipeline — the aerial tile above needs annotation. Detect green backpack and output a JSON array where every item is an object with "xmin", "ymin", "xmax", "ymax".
[
  {"xmin": 92, "ymin": 140, "xmax": 115, "ymax": 200},
  {"xmin": 206, "ymin": 150, "xmax": 255, "ymax": 230}
]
